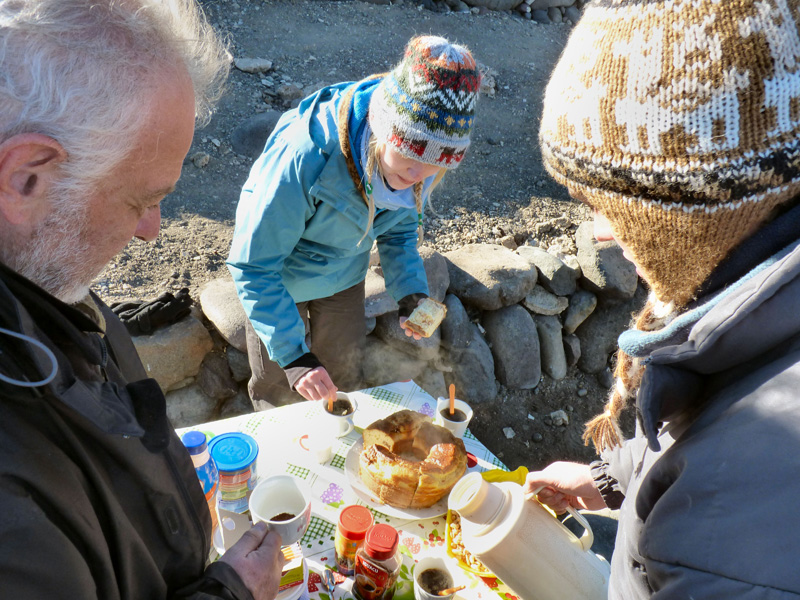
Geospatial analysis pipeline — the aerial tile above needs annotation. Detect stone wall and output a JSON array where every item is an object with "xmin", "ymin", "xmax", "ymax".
[{"xmin": 133, "ymin": 220, "xmax": 644, "ymax": 429}]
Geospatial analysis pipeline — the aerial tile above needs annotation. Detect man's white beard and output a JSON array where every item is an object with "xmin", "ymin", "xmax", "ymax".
[{"xmin": 4, "ymin": 192, "xmax": 101, "ymax": 305}]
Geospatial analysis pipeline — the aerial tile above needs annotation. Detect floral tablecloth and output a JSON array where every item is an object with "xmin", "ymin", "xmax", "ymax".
[{"xmin": 178, "ymin": 381, "xmax": 520, "ymax": 600}]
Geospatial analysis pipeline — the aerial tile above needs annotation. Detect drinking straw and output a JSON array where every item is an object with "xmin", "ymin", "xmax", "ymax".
[
  {"xmin": 438, "ymin": 585, "xmax": 466, "ymax": 596},
  {"xmin": 449, "ymin": 383, "xmax": 455, "ymax": 416}
]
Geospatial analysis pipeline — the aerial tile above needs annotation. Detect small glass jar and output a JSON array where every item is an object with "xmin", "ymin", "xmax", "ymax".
[
  {"xmin": 335, "ymin": 505, "xmax": 373, "ymax": 576},
  {"xmin": 354, "ymin": 523, "xmax": 402, "ymax": 600},
  {"xmin": 208, "ymin": 432, "xmax": 259, "ymax": 513}
]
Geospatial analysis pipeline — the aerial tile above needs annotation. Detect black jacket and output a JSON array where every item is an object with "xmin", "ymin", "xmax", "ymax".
[{"xmin": 0, "ymin": 263, "xmax": 251, "ymax": 599}]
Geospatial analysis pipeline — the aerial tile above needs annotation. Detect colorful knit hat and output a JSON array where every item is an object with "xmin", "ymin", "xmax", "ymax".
[
  {"xmin": 539, "ymin": 0, "xmax": 800, "ymax": 307},
  {"xmin": 369, "ymin": 35, "xmax": 480, "ymax": 169}
]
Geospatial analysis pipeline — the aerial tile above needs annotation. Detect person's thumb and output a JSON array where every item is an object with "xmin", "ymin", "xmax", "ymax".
[{"xmin": 232, "ymin": 521, "xmax": 271, "ymax": 554}]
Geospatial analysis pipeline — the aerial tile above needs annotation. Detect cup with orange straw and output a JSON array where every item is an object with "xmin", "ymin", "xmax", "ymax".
[{"xmin": 435, "ymin": 384, "xmax": 473, "ymax": 438}]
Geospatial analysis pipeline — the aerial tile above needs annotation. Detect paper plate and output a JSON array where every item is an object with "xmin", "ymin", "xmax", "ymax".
[{"xmin": 344, "ymin": 439, "xmax": 449, "ymax": 519}]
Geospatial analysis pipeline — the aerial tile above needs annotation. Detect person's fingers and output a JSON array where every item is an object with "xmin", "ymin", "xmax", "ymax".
[{"xmin": 227, "ymin": 522, "xmax": 270, "ymax": 557}]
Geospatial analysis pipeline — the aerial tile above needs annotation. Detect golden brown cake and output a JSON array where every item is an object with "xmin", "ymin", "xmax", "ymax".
[
  {"xmin": 359, "ymin": 410, "xmax": 467, "ymax": 509},
  {"xmin": 404, "ymin": 298, "xmax": 447, "ymax": 338}
]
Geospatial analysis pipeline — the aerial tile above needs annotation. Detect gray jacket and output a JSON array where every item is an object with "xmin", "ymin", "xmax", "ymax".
[{"xmin": 595, "ymin": 208, "xmax": 800, "ymax": 598}]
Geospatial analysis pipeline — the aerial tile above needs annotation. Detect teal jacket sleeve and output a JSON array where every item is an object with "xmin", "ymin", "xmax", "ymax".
[
  {"xmin": 227, "ymin": 128, "xmax": 326, "ymax": 368},
  {"xmin": 376, "ymin": 209, "xmax": 430, "ymax": 303}
]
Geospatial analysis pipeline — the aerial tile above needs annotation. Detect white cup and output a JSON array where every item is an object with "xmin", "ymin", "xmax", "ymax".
[
  {"xmin": 435, "ymin": 397, "xmax": 473, "ymax": 438},
  {"xmin": 320, "ymin": 391, "xmax": 358, "ymax": 437},
  {"xmin": 414, "ymin": 556, "xmax": 458, "ymax": 600},
  {"xmin": 248, "ymin": 475, "xmax": 312, "ymax": 546}
]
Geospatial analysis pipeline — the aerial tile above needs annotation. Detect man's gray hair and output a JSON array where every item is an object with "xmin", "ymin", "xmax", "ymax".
[{"xmin": 0, "ymin": 0, "xmax": 230, "ymax": 195}]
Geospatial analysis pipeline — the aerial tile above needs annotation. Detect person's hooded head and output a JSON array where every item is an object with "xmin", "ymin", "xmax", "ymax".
[{"xmin": 540, "ymin": 0, "xmax": 800, "ymax": 308}]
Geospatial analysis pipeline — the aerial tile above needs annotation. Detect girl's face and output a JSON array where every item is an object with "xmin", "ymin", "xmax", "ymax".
[{"xmin": 378, "ymin": 145, "xmax": 441, "ymax": 190}]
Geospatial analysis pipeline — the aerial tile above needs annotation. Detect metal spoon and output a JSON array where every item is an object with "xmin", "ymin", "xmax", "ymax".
[{"xmin": 323, "ymin": 568, "xmax": 336, "ymax": 599}]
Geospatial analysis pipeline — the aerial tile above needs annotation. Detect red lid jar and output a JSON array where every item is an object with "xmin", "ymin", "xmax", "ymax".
[
  {"xmin": 335, "ymin": 505, "xmax": 374, "ymax": 576},
  {"xmin": 354, "ymin": 524, "xmax": 401, "ymax": 600}
]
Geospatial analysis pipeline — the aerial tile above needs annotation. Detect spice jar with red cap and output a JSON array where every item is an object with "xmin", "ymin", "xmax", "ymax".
[
  {"xmin": 335, "ymin": 505, "xmax": 374, "ymax": 576},
  {"xmin": 354, "ymin": 523, "xmax": 402, "ymax": 600}
]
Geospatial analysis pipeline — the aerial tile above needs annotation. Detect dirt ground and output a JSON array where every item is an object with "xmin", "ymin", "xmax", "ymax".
[{"xmin": 94, "ymin": 0, "xmax": 632, "ymax": 473}]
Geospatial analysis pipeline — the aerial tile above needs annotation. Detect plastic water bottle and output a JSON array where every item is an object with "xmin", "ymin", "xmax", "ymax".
[{"xmin": 182, "ymin": 431, "xmax": 220, "ymax": 538}]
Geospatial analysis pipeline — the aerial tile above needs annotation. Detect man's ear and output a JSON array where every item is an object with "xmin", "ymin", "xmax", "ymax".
[{"xmin": 0, "ymin": 133, "xmax": 67, "ymax": 225}]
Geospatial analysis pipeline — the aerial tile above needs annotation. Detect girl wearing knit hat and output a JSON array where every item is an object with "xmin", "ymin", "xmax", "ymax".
[
  {"xmin": 228, "ymin": 36, "xmax": 480, "ymax": 406},
  {"xmin": 524, "ymin": 0, "xmax": 800, "ymax": 597}
]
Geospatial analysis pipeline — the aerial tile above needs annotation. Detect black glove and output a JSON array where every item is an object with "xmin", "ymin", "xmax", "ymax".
[
  {"xmin": 111, "ymin": 288, "xmax": 193, "ymax": 336},
  {"xmin": 397, "ymin": 292, "xmax": 429, "ymax": 318}
]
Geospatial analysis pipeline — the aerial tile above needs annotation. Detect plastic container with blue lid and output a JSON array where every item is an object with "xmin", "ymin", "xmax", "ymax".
[{"xmin": 208, "ymin": 432, "xmax": 259, "ymax": 513}]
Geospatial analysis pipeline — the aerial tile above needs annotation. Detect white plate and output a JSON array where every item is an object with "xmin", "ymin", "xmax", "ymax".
[{"xmin": 344, "ymin": 439, "xmax": 449, "ymax": 519}]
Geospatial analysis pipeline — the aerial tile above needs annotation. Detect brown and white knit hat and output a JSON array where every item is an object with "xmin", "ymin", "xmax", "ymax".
[
  {"xmin": 540, "ymin": 0, "xmax": 800, "ymax": 307},
  {"xmin": 369, "ymin": 35, "xmax": 480, "ymax": 169}
]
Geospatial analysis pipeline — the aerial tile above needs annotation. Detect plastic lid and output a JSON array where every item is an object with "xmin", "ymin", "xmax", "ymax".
[
  {"xmin": 208, "ymin": 432, "xmax": 259, "ymax": 472},
  {"xmin": 181, "ymin": 431, "xmax": 208, "ymax": 455},
  {"xmin": 364, "ymin": 523, "xmax": 398, "ymax": 560},
  {"xmin": 338, "ymin": 505, "xmax": 373, "ymax": 540}
]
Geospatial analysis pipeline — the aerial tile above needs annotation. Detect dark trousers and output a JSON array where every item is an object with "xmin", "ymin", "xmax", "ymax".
[{"xmin": 244, "ymin": 280, "xmax": 366, "ymax": 410}]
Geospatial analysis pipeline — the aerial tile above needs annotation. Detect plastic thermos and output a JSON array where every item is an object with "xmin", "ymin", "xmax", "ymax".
[
  {"xmin": 181, "ymin": 431, "xmax": 220, "ymax": 536},
  {"xmin": 448, "ymin": 472, "xmax": 610, "ymax": 600}
]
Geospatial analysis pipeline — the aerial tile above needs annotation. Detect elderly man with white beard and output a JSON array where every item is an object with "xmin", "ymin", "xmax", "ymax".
[{"xmin": 0, "ymin": 1, "xmax": 284, "ymax": 599}]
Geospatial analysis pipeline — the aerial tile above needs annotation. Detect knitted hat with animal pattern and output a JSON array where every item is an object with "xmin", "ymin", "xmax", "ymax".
[
  {"xmin": 369, "ymin": 35, "xmax": 480, "ymax": 170},
  {"xmin": 539, "ymin": 0, "xmax": 800, "ymax": 307}
]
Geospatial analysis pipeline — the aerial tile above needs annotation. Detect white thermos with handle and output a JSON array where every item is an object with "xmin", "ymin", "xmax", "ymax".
[{"xmin": 448, "ymin": 472, "xmax": 610, "ymax": 600}]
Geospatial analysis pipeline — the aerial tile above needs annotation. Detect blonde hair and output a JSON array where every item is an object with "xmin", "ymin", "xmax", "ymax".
[{"xmin": 359, "ymin": 136, "xmax": 445, "ymax": 246}]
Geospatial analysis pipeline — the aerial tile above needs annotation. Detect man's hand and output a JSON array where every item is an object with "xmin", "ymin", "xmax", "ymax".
[
  {"xmin": 220, "ymin": 522, "xmax": 285, "ymax": 600},
  {"xmin": 523, "ymin": 461, "xmax": 607, "ymax": 514},
  {"xmin": 294, "ymin": 366, "xmax": 337, "ymax": 402},
  {"xmin": 398, "ymin": 317, "xmax": 423, "ymax": 341}
]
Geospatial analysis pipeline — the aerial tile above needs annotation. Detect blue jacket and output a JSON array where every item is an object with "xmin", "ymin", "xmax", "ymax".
[{"xmin": 228, "ymin": 78, "xmax": 429, "ymax": 367}]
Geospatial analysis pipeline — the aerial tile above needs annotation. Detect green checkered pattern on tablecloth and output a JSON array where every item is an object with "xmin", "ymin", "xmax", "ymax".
[
  {"xmin": 240, "ymin": 415, "xmax": 268, "ymax": 436},
  {"xmin": 490, "ymin": 455, "xmax": 506, "ymax": 469},
  {"xmin": 366, "ymin": 388, "xmax": 404, "ymax": 411},
  {"xmin": 464, "ymin": 429, "xmax": 478, "ymax": 441},
  {"xmin": 285, "ymin": 463, "xmax": 311, "ymax": 479},
  {"xmin": 301, "ymin": 515, "xmax": 335, "ymax": 549},
  {"xmin": 365, "ymin": 506, "xmax": 393, "ymax": 523},
  {"xmin": 330, "ymin": 452, "xmax": 346, "ymax": 470}
]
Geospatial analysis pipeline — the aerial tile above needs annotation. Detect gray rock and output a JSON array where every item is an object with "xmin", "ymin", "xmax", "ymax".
[
  {"xmin": 364, "ymin": 267, "xmax": 397, "ymax": 319},
  {"xmin": 362, "ymin": 334, "xmax": 428, "ymax": 387},
  {"xmin": 442, "ymin": 326, "xmax": 497, "ymax": 404},
  {"xmin": 463, "ymin": 0, "xmax": 522, "ymax": 9},
  {"xmin": 482, "ymin": 305, "xmax": 541, "ymax": 389},
  {"xmin": 133, "ymin": 315, "xmax": 213, "ymax": 392},
  {"xmin": 517, "ymin": 246, "xmax": 578, "ymax": 296},
  {"xmin": 365, "ymin": 316, "xmax": 376, "ymax": 336},
  {"xmin": 548, "ymin": 5, "xmax": 563, "ymax": 22},
  {"xmin": 575, "ymin": 222, "xmax": 638, "ymax": 302},
  {"xmin": 550, "ymin": 409, "xmax": 569, "ymax": 426},
  {"xmin": 197, "ymin": 351, "xmax": 238, "ymax": 400},
  {"xmin": 532, "ymin": 8, "xmax": 550, "ymax": 22},
  {"xmin": 414, "ymin": 367, "xmax": 448, "ymax": 401},
  {"xmin": 219, "ymin": 387, "xmax": 256, "ymax": 420},
  {"xmin": 563, "ymin": 333, "xmax": 581, "ymax": 367},
  {"xmin": 440, "ymin": 293, "xmax": 474, "ymax": 351},
  {"xmin": 576, "ymin": 285, "xmax": 646, "ymax": 373},
  {"xmin": 165, "ymin": 383, "xmax": 217, "ymax": 429},
  {"xmin": 419, "ymin": 246, "xmax": 450, "ymax": 302},
  {"xmin": 200, "ymin": 277, "xmax": 247, "ymax": 352},
  {"xmin": 276, "ymin": 83, "xmax": 304, "ymax": 104},
  {"xmin": 231, "ymin": 110, "xmax": 282, "ymax": 159},
  {"xmin": 563, "ymin": 289, "xmax": 598, "ymax": 334},
  {"xmin": 445, "ymin": 244, "xmax": 537, "ymax": 310},
  {"xmin": 522, "ymin": 284, "xmax": 569, "ymax": 316},
  {"xmin": 364, "ymin": 246, "xmax": 449, "ymax": 319},
  {"xmin": 597, "ymin": 366, "xmax": 616, "ymax": 389},
  {"xmin": 534, "ymin": 315, "xmax": 567, "ymax": 380},
  {"xmin": 564, "ymin": 5, "xmax": 581, "ymax": 22},
  {"xmin": 530, "ymin": 0, "xmax": 572, "ymax": 7},
  {"xmin": 233, "ymin": 57, "xmax": 273, "ymax": 73},
  {"xmin": 226, "ymin": 346, "xmax": 251, "ymax": 382},
  {"xmin": 374, "ymin": 311, "xmax": 441, "ymax": 362}
]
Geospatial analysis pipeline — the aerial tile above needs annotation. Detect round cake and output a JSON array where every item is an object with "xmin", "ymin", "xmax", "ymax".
[{"xmin": 359, "ymin": 409, "xmax": 467, "ymax": 509}]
